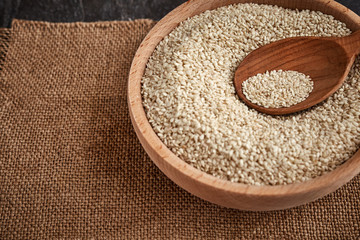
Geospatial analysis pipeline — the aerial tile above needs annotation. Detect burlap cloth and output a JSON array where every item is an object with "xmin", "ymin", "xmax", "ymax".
[{"xmin": 0, "ymin": 19, "xmax": 359, "ymax": 239}]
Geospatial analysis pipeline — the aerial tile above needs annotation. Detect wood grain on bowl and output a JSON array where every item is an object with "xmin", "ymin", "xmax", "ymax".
[{"xmin": 128, "ymin": 0, "xmax": 360, "ymax": 211}]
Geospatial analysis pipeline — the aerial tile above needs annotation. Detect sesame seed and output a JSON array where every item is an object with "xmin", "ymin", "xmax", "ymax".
[{"xmin": 141, "ymin": 3, "xmax": 360, "ymax": 185}]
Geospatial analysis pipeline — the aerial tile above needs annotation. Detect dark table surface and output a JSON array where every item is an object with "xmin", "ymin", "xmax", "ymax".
[{"xmin": 1, "ymin": 0, "xmax": 360, "ymax": 28}]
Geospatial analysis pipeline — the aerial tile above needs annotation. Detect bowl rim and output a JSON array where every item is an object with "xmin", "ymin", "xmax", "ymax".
[{"xmin": 128, "ymin": 0, "xmax": 360, "ymax": 199}]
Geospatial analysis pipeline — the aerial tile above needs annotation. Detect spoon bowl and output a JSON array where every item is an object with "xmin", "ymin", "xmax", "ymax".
[{"xmin": 234, "ymin": 30, "xmax": 360, "ymax": 115}]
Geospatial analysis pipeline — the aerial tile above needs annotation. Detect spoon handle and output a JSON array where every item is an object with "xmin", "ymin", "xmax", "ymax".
[{"xmin": 339, "ymin": 30, "xmax": 360, "ymax": 56}]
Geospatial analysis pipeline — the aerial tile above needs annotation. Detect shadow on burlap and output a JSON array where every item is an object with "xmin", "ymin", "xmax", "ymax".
[{"xmin": 0, "ymin": 19, "xmax": 359, "ymax": 239}]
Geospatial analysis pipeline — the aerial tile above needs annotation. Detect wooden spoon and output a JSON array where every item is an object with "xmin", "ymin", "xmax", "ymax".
[{"xmin": 234, "ymin": 30, "xmax": 360, "ymax": 115}]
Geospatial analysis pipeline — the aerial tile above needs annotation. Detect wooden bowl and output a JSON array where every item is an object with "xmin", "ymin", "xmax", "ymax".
[{"xmin": 128, "ymin": 0, "xmax": 360, "ymax": 211}]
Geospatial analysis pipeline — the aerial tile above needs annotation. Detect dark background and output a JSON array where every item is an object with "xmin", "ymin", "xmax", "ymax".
[{"xmin": 1, "ymin": 0, "xmax": 360, "ymax": 28}]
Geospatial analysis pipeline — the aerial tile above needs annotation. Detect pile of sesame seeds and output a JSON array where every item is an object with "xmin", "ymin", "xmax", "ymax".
[
  {"xmin": 141, "ymin": 3, "xmax": 360, "ymax": 185},
  {"xmin": 242, "ymin": 70, "xmax": 314, "ymax": 108}
]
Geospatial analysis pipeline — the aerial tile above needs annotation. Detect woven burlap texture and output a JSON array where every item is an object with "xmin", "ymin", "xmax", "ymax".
[{"xmin": 0, "ymin": 19, "xmax": 359, "ymax": 239}]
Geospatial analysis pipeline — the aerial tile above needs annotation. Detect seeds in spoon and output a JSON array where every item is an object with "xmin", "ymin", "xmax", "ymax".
[{"xmin": 242, "ymin": 70, "xmax": 314, "ymax": 108}]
